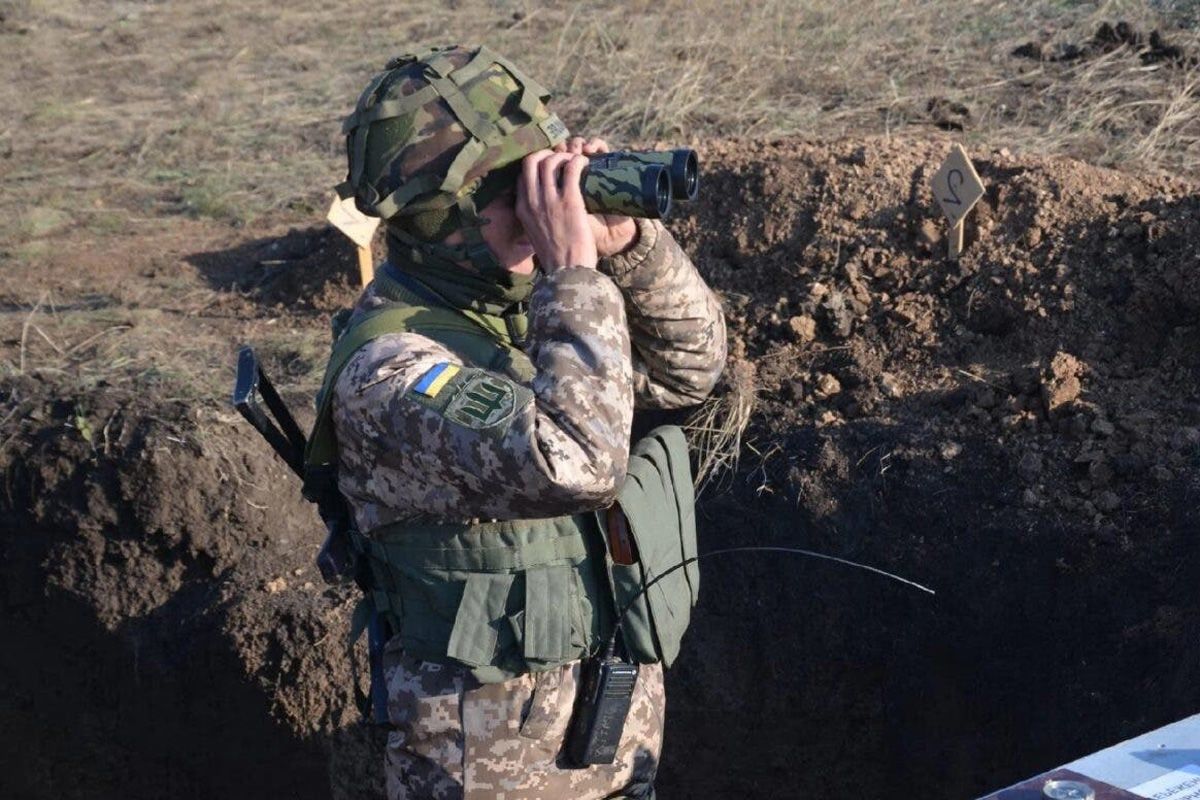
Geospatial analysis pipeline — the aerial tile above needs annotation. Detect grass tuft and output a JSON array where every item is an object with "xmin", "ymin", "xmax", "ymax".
[{"xmin": 687, "ymin": 358, "xmax": 757, "ymax": 494}]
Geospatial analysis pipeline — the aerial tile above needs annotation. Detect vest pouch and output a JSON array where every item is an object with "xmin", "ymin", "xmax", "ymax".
[
  {"xmin": 365, "ymin": 516, "xmax": 602, "ymax": 682},
  {"xmin": 522, "ymin": 564, "xmax": 575, "ymax": 665},
  {"xmin": 604, "ymin": 426, "xmax": 699, "ymax": 667}
]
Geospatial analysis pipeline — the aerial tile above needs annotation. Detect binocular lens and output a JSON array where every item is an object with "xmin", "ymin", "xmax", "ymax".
[
  {"xmin": 652, "ymin": 167, "xmax": 672, "ymax": 218},
  {"xmin": 674, "ymin": 149, "xmax": 699, "ymax": 201},
  {"xmin": 578, "ymin": 148, "xmax": 700, "ymax": 219},
  {"xmin": 605, "ymin": 149, "xmax": 699, "ymax": 201}
]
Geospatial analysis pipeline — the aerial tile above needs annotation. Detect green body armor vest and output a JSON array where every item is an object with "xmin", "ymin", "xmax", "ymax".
[{"xmin": 305, "ymin": 269, "xmax": 700, "ymax": 683}]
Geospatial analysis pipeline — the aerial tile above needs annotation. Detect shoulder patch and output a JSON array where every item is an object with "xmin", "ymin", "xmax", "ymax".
[
  {"xmin": 444, "ymin": 373, "xmax": 519, "ymax": 429},
  {"xmin": 412, "ymin": 362, "xmax": 460, "ymax": 398},
  {"xmin": 407, "ymin": 366, "xmax": 533, "ymax": 434}
]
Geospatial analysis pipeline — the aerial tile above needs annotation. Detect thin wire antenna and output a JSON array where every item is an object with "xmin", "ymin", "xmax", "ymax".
[{"xmin": 606, "ymin": 545, "xmax": 935, "ymax": 655}]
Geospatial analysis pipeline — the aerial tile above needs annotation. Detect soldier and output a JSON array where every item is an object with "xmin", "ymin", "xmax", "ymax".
[{"xmin": 317, "ymin": 46, "xmax": 726, "ymax": 799}]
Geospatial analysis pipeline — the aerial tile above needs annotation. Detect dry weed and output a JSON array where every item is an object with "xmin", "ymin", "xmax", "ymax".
[
  {"xmin": 0, "ymin": 294, "xmax": 327, "ymax": 401},
  {"xmin": 686, "ymin": 358, "xmax": 756, "ymax": 493}
]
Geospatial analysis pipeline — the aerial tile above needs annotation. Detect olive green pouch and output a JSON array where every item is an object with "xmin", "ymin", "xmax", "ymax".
[{"xmin": 600, "ymin": 425, "xmax": 700, "ymax": 666}]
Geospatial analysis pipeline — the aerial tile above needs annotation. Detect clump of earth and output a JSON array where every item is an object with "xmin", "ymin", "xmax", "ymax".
[
  {"xmin": 2, "ymin": 136, "xmax": 1197, "ymax": 799},
  {"xmin": 1013, "ymin": 20, "xmax": 1199, "ymax": 67}
]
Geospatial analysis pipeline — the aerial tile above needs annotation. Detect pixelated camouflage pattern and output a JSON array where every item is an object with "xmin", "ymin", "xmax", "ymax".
[
  {"xmin": 599, "ymin": 219, "xmax": 728, "ymax": 409},
  {"xmin": 351, "ymin": 46, "xmax": 569, "ymax": 220},
  {"xmin": 382, "ymin": 641, "xmax": 664, "ymax": 800},
  {"xmin": 333, "ymin": 266, "xmax": 633, "ymax": 529},
  {"xmin": 332, "ymin": 222, "xmax": 725, "ymax": 529},
  {"xmin": 331, "ymin": 221, "xmax": 724, "ymax": 797},
  {"xmin": 582, "ymin": 158, "xmax": 670, "ymax": 219}
]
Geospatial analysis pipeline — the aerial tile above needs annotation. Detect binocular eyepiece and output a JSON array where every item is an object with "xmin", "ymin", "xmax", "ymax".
[{"xmin": 581, "ymin": 148, "xmax": 700, "ymax": 220}]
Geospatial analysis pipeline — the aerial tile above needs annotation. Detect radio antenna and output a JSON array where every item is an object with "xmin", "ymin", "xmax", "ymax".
[{"xmin": 606, "ymin": 545, "xmax": 935, "ymax": 655}]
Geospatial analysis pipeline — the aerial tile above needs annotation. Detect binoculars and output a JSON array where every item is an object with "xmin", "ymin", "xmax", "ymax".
[{"xmin": 581, "ymin": 149, "xmax": 699, "ymax": 220}]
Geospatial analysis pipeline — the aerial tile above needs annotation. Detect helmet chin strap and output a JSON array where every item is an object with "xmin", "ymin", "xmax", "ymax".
[{"xmin": 387, "ymin": 194, "xmax": 502, "ymax": 274}]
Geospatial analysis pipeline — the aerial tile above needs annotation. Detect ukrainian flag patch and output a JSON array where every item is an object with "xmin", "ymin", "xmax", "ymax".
[{"xmin": 413, "ymin": 362, "xmax": 460, "ymax": 398}]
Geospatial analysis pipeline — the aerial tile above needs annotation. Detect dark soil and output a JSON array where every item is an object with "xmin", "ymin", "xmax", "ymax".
[
  {"xmin": 1013, "ymin": 20, "xmax": 1199, "ymax": 67},
  {"xmin": 662, "ymin": 136, "xmax": 1200, "ymax": 797},
  {"xmin": 2, "ymin": 136, "xmax": 1198, "ymax": 799}
]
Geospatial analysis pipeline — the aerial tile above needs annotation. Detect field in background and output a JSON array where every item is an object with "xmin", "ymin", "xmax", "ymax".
[{"xmin": 3, "ymin": 0, "xmax": 1200, "ymax": 250}]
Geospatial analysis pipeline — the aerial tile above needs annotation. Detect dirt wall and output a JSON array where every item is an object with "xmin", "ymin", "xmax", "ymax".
[{"xmin": 2, "ymin": 137, "xmax": 1198, "ymax": 799}]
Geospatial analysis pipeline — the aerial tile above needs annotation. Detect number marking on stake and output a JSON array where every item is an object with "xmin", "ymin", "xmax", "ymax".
[
  {"xmin": 943, "ymin": 169, "xmax": 964, "ymax": 207},
  {"xmin": 932, "ymin": 144, "xmax": 985, "ymax": 227}
]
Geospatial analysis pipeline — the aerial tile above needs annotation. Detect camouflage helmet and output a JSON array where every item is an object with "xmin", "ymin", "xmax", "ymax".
[{"xmin": 339, "ymin": 45, "xmax": 569, "ymax": 272}]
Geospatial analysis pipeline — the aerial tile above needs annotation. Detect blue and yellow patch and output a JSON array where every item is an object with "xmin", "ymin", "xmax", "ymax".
[
  {"xmin": 408, "ymin": 364, "xmax": 532, "ymax": 436},
  {"xmin": 412, "ymin": 362, "xmax": 460, "ymax": 398}
]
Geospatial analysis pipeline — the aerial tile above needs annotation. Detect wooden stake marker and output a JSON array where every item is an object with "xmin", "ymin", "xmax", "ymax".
[
  {"xmin": 931, "ymin": 144, "xmax": 986, "ymax": 260},
  {"xmin": 326, "ymin": 193, "xmax": 381, "ymax": 286}
]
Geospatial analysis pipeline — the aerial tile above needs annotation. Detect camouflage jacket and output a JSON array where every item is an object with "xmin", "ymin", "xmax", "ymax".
[{"xmin": 332, "ymin": 218, "xmax": 727, "ymax": 530}]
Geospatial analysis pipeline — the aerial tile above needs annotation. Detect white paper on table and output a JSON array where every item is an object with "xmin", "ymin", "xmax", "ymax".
[{"xmin": 1131, "ymin": 766, "xmax": 1200, "ymax": 800}]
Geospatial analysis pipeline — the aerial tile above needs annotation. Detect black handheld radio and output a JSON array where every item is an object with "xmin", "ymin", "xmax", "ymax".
[{"xmin": 565, "ymin": 639, "xmax": 641, "ymax": 766}]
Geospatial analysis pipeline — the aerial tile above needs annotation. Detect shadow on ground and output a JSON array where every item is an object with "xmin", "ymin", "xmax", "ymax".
[{"xmin": 186, "ymin": 224, "xmax": 363, "ymax": 315}]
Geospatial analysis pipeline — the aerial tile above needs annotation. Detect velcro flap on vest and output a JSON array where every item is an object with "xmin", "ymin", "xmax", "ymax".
[
  {"xmin": 523, "ymin": 565, "xmax": 573, "ymax": 664},
  {"xmin": 446, "ymin": 572, "xmax": 515, "ymax": 667}
]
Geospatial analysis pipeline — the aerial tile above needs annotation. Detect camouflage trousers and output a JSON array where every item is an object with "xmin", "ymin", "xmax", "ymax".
[{"xmin": 382, "ymin": 641, "xmax": 664, "ymax": 800}]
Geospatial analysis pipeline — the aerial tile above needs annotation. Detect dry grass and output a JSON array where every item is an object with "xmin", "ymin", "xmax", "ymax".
[
  {"xmin": 687, "ymin": 359, "xmax": 757, "ymax": 493},
  {"xmin": 979, "ymin": 27, "xmax": 1200, "ymax": 173},
  {"xmin": 3, "ymin": 0, "xmax": 1200, "ymax": 250},
  {"xmin": 0, "ymin": 293, "xmax": 329, "ymax": 402}
]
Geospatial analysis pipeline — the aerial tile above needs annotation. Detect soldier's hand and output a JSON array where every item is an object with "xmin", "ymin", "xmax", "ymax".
[
  {"xmin": 517, "ymin": 150, "xmax": 598, "ymax": 272},
  {"xmin": 554, "ymin": 137, "xmax": 639, "ymax": 258}
]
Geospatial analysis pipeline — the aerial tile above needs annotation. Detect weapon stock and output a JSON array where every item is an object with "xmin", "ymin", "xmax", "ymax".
[
  {"xmin": 233, "ymin": 347, "xmax": 307, "ymax": 477},
  {"xmin": 232, "ymin": 345, "xmax": 358, "ymax": 586}
]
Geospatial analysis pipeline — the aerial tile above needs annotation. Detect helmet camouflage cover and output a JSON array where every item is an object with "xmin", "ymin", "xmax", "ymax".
[{"xmin": 340, "ymin": 45, "xmax": 570, "ymax": 228}]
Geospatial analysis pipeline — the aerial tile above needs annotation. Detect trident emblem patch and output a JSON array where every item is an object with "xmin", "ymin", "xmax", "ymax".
[{"xmin": 445, "ymin": 375, "xmax": 517, "ymax": 429}]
